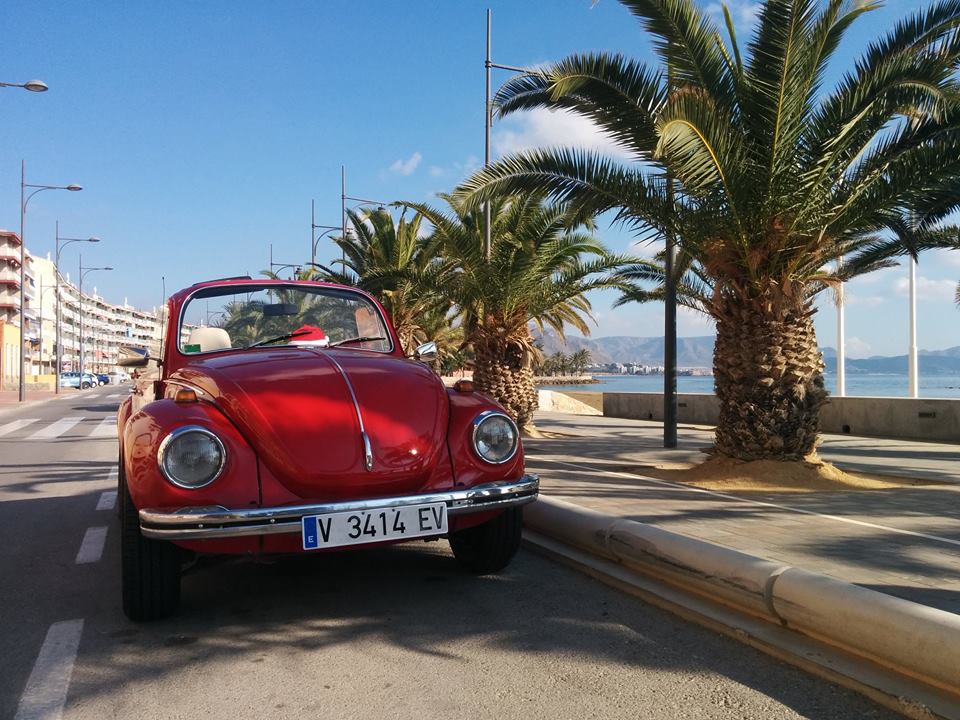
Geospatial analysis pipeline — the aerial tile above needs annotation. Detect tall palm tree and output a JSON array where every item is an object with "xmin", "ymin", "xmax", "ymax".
[
  {"xmin": 313, "ymin": 207, "xmax": 447, "ymax": 353},
  {"xmin": 458, "ymin": 0, "xmax": 960, "ymax": 460},
  {"xmin": 403, "ymin": 194, "xmax": 629, "ymax": 429}
]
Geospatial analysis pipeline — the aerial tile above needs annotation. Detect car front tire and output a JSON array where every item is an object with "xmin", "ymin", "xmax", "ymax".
[
  {"xmin": 120, "ymin": 467, "xmax": 181, "ymax": 621},
  {"xmin": 80, "ymin": 382, "xmax": 91, "ymax": 390},
  {"xmin": 449, "ymin": 507, "xmax": 523, "ymax": 574}
]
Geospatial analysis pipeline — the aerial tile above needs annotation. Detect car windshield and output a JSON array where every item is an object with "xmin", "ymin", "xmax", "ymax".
[{"xmin": 179, "ymin": 284, "xmax": 392, "ymax": 355}]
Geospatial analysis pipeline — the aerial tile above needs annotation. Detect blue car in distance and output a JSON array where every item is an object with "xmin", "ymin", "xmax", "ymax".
[{"xmin": 60, "ymin": 372, "xmax": 99, "ymax": 390}]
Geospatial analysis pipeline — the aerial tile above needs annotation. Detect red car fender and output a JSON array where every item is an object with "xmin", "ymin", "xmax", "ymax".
[
  {"xmin": 445, "ymin": 389, "xmax": 526, "ymax": 489},
  {"xmin": 121, "ymin": 399, "xmax": 259, "ymax": 513},
  {"xmin": 117, "ymin": 395, "xmax": 134, "ymax": 447}
]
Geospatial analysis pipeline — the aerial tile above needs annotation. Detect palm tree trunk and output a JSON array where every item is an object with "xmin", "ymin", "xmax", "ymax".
[
  {"xmin": 712, "ymin": 296, "xmax": 827, "ymax": 460},
  {"xmin": 472, "ymin": 336, "xmax": 538, "ymax": 429}
]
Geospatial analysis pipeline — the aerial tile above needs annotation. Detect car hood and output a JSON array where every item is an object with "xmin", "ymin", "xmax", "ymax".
[{"xmin": 171, "ymin": 348, "xmax": 451, "ymax": 499}]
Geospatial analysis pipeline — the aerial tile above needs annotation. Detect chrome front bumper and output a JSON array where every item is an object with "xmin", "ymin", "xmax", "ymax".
[{"xmin": 139, "ymin": 475, "xmax": 539, "ymax": 540}]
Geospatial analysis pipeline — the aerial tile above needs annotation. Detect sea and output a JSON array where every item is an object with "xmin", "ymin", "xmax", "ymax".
[{"xmin": 542, "ymin": 373, "xmax": 960, "ymax": 399}]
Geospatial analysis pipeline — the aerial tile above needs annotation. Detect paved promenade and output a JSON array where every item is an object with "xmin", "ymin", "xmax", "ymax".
[{"xmin": 523, "ymin": 412, "xmax": 960, "ymax": 615}]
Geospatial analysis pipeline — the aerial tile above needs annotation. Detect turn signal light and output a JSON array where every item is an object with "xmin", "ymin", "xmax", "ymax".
[
  {"xmin": 174, "ymin": 388, "xmax": 198, "ymax": 403},
  {"xmin": 453, "ymin": 380, "xmax": 474, "ymax": 393}
]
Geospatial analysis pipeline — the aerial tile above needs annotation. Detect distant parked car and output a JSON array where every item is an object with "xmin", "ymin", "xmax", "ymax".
[
  {"xmin": 96, "ymin": 373, "xmax": 110, "ymax": 386},
  {"xmin": 60, "ymin": 372, "xmax": 99, "ymax": 390},
  {"xmin": 108, "ymin": 371, "xmax": 131, "ymax": 385}
]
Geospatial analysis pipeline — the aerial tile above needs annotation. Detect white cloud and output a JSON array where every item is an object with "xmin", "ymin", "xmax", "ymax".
[
  {"xmin": 845, "ymin": 336, "xmax": 871, "ymax": 358},
  {"xmin": 492, "ymin": 108, "xmax": 633, "ymax": 161},
  {"xmin": 388, "ymin": 152, "xmax": 422, "ymax": 176},
  {"xmin": 678, "ymin": 305, "xmax": 715, "ymax": 334},
  {"xmin": 845, "ymin": 292, "xmax": 885, "ymax": 308},
  {"xmin": 627, "ymin": 239, "xmax": 664, "ymax": 259},
  {"xmin": 893, "ymin": 276, "xmax": 958, "ymax": 302},
  {"xmin": 926, "ymin": 248, "xmax": 960, "ymax": 269},
  {"xmin": 706, "ymin": 0, "xmax": 760, "ymax": 28},
  {"xmin": 427, "ymin": 165, "xmax": 444, "ymax": 178}
]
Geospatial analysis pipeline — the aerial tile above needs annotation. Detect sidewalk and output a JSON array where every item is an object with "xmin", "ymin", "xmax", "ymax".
[
  {"xmin": 523, "ymin": 411, "xmax": 960, "ymax": 615},
  {"xmin": 0, "ymin": 390, "xmax": 60, "ymax": 414}
]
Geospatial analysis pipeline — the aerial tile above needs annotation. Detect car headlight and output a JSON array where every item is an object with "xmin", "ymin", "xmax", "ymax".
[
  {"xmin": 157, "ymin": 426, "xmax": 226, "ymax": 489},
  {"xmin": 472, "ymin": 411, "xmax": 519, "ymax": 464}
]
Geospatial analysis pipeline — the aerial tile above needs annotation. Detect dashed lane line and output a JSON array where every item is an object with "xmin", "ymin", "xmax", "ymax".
[
  {"xmin": 14, "ymin": 619, "xmax": 84, "ymax": 720},
  {"xmin": 0, "ymin": 418, "xmax": 39, "ymax": 437},
  {"xmin": 526, "ymin": 456, "xmax": 960, "ymax": 549},
  {"xmin": 75, "ymin": 527, "xmax": 108, "ymax": 565},
  {"xmin": 96, "ymin": 491, "xmax": 117, "ymax": 511},
  {"xmin": 25, "ymin": 417, "xmax": 84, "ymax": 441},
  {"xmin": 89, "ymin": 416, "xmax": 117, "ymax": 439}
]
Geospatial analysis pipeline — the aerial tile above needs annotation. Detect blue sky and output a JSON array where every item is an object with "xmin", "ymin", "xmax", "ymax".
[{"xmin": 2, "ymin": 0, "xmax": 958, "ymax": 357}]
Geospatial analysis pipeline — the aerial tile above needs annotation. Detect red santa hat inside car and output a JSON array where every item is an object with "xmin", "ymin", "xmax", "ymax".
[{"xmin": 288, "ymin": 324, "xmax": 329, "ymax": 347}]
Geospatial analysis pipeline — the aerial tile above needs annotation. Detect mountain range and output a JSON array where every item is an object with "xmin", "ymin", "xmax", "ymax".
[{"xmin": 536, "ymin": 330, "xmax": 960, "ymax": 373}]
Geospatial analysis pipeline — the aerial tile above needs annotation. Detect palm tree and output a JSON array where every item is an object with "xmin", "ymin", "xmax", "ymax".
[
  {"xmin": 313, "ymin": 207, "xmax": 447, "ymax": 354},
  {"xmin": 403, "ymin": 194, "xmax": 629, "ymax": 429},
  {"xmin": 458, "ymin": 0, "xmax": 960, "ymax": 460},
  {"xmin": 571, "ymin": 348, "xmax": 592, "ymax": 375}
]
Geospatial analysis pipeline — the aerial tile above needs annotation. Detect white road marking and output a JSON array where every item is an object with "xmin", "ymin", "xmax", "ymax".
[
  {"xmin": 0, "ymin": 418, "xmax": 39, "ymax": 437},
  {"xmin": 527, "ymin": 456, "xmax": 960, "ymax": 549},
  {"xmin": 14, "ymin": 619, "xmax": 84, "ymax": 720},
  {"xmin": 95, "ymin": 491, "xmax": 117, "ymax": 511},
  {"xmin": 75, "ymin": 527, "xmax": 108, "ymax": 564},
  {"xmin": 89, "ymin": 416, "xmax": 117, "ymax": 439},
  {"xmin": 26, "ymin": 417, "xmax": 84, "ymax": 441}
]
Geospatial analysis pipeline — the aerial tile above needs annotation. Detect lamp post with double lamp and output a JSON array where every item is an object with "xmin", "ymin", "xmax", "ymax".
[
  {"xmin": 78, "ymin": 257, "xmax": 112, "ymax": 379},
  {"xmin": 19, "ymin": 162, "xmax": 82, "ymax": 400},
  {"xmin": 55, "ymin": 222, "xmax": 99, "ymax": 393},
  {"xmin": 311, "ymin": 199, "xmax": 341, "ymax": 267},
  {"xmin": 340, "ymin": 166, "xmax": 388, "ymax": 262}
]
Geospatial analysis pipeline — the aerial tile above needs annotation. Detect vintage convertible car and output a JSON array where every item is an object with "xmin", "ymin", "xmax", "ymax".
[{"xmin": 117, "ymin": 278, "xmax": 538, "ymax": 620}]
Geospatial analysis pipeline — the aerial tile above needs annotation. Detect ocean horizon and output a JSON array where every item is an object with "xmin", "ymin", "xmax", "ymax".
[{"xmin": 543, "ymin": 373, "xmax": 960, "ymax": 399}]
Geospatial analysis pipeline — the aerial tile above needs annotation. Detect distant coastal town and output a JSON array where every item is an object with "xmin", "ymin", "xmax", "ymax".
[{"xmin": 590, "ymin": 364, "xmax": 714, "ymax": 377}]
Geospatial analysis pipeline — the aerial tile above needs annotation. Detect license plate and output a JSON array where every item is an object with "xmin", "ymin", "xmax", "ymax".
[{"xmin": 302, "ymin": 502, "xmax": 448, "ymax": 550}]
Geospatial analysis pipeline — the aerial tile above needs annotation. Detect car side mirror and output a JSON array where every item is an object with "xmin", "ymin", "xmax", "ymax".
[
  {"xmin": 118, "ymin": 346, "xmax": 150, "ymax": 368},
  {"xmin": 413, "ymin": 341, "xmax": 437, "ymax": 363}
]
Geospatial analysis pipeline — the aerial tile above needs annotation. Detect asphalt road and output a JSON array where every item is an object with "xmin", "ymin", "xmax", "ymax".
[{"xmin": 0, "ymin": 387, "xmax": 898, "ymax": 720}]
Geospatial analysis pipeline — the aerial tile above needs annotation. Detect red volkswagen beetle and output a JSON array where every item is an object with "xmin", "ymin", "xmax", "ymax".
[{"xmin": 118, "ymin": 278, "xmax": 538, "ymax": 620}]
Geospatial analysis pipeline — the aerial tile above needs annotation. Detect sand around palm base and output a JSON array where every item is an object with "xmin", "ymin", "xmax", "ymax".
[{"xmin": 629, "ymin": 454, "xmax": 940, "ymax": 493}]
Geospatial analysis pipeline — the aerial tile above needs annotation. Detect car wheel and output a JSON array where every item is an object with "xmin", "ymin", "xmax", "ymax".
[
  {"xmin": 121, "ymin": 466, "xmax": 181, "ymax": 621},
  {"xmin": 80, "ymin": 382, "xmax": 91, "ymax": 389},
  {"xmin": 449, "ymin": 507, "xmax": 523, "ymax": 574}
]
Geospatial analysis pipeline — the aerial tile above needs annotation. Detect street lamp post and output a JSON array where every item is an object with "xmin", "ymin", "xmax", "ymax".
[
  {"xmin": 484, "ymin": 9, "xmax": 528, "ymax": 261},
  {"xmin": 55, "ymin": 221, "xmax": 100, "ymax": 393},
  {"xmin": 78, "ymin": 256, "xmax": 112, "ymax": 378},
  {"xmin": 19, "ymin": 162, "xmax": 82, "ymax": 400}
]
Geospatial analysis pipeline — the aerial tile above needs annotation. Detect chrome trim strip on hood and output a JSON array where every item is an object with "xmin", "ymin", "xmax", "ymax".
[
  {"xmin": 322, "ymin": 350, "xmax": 374, "ymax": 471},
  {"xmin": 138, "ymin": 475, "xmax": 539, "ymax": 540}
]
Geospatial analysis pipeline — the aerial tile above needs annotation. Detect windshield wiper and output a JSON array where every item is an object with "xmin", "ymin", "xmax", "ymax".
[
  {"xmin": 247, "ymin": 329, "xmax": 312, "ymax": 349},
  {"xmin": 328, "ymin": 336, "xmax": 386, "ymax": 348}
]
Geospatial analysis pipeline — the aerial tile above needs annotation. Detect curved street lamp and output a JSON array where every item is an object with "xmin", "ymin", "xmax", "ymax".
[
  {"xmin": 19, "ymin": 161, "xmax": 82, "ymax": 400},
  {"xmin": 0, "ymin": 79, "xmax": 48, "ymax": 92},
  {"xmin": 78, "ymin": 258, "xmax": 112, "ymax": 378},
  {"xmin": 311, "ymin": 198, "xmax": 341, "ymax": 267},
  {"xmin": 55, "ymin": 223, "xmax": 100, "ymax": 393}
]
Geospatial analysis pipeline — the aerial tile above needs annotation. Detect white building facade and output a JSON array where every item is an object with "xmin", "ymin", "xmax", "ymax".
[{"xmin": 0, "ymin": 229, "xmax": 163, "ymax": 385}]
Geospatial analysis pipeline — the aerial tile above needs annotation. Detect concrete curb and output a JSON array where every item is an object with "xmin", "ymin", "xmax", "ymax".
[{"xmin": 524, "ymin": 497, "xmax": 960, "ymax": 719}]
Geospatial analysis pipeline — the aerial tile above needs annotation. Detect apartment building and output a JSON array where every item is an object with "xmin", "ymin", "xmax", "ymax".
[{"xmin": 0, "ymin": 229, "xmax": 163, "ymax": 387}]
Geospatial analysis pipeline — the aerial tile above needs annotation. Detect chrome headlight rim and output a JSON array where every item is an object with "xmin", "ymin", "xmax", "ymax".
[
  {"xmin": 157, "ymin": 425, "xmax": 226, "ymax": 490},
  {"xmin": 471, "ymin": 410, "xmax": 519, "ymax": 465}
]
